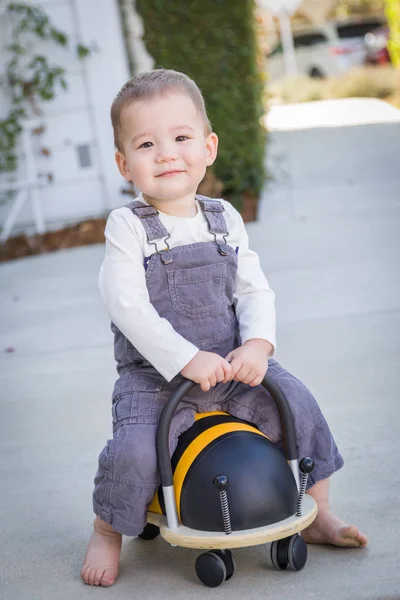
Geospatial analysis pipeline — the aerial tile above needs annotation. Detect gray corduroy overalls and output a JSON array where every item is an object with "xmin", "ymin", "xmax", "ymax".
[{"xmin": 93, "ymin": 196, "xmax": 344, "ymax": 536}]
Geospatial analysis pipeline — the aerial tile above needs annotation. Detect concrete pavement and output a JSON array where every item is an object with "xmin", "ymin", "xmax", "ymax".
[{"xmin": 1, "ymin": 99, "xmax": 399, "ymax": 599}]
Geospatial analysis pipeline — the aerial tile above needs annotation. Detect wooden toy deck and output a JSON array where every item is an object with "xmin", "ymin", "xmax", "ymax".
[{"xmin": 146, "ymin": 494, "xmax": 317, "ymax": 550}]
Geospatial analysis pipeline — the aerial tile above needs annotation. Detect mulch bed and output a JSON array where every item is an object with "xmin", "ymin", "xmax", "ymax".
[{"xmin": 0, "ymin": 218, "xmax": 107, "ymax": 263}]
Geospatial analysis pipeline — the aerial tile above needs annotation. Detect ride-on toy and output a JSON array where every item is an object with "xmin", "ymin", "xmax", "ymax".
[{"xmin": 141, "ymin": 375, "xmax": 317, "ymax": 587}]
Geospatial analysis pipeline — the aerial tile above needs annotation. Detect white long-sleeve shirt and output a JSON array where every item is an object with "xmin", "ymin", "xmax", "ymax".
[{"xmin": 99, "ymin": 196, "xmax": 276, "ymax": 382}]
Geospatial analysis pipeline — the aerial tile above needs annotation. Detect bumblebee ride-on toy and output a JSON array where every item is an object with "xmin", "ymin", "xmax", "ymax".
[{"xmin": 140, "ymin": 375, "xmax": 317, "ymax": 587}]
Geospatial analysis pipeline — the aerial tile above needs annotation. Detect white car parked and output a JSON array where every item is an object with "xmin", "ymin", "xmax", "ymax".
[{"xmin": 267, "ymin": 18, "xmax": 385, "ymax": 81}]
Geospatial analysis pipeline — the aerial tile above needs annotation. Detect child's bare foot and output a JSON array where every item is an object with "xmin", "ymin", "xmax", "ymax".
[
  {"xmin": 81, "ymin": 516, "xmax": 122, "ymax": 586},
  {"xmin": 302, "ymin": 508, "xmax": 368, "ymax": 547}
]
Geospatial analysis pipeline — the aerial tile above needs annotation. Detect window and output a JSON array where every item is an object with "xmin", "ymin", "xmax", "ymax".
[
  {"xmin": 294, "ymin": 33, "xmax": 327, "ymax": 48},
  {"xmin": 76, "ymin": 144, "xmax": 92, "ymax": 168},
  {"xmin": 336, "ymin": 20, "xmax": 384, "ymax": 39}
]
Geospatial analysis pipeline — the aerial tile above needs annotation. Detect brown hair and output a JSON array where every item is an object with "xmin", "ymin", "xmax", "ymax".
[{"xmin": 111, "ymin": 69, "xmax": 212, "ymax": 152}]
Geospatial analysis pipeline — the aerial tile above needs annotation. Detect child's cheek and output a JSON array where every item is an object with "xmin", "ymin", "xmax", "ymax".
[
  {"xmin": 131, "ymin": 162, "xmax": 148, "ymax": 187},
  {"xmin": 188, "ymin": 144, "xmax": 209, "ymax": 164}
]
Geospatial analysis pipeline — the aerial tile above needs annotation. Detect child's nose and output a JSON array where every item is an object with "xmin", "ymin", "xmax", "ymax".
[{"xmin": 156, "ymin": 143, "xmax": 178, "ymax": 163}]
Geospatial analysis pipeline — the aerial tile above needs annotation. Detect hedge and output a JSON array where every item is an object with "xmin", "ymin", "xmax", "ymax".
[{"xmin": 135, "ymin": 0, "xmax": 266, "ymax": 213}]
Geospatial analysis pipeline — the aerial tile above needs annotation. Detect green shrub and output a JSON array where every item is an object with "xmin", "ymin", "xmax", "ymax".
[{"xmin": 136, "ymin": 0, "xmax": 266, "ymax": 211}]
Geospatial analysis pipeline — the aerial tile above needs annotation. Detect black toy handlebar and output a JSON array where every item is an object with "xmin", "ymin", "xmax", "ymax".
[{"xmin": 156, "ymin": 375, "xmax": 297, "ymax": 488}]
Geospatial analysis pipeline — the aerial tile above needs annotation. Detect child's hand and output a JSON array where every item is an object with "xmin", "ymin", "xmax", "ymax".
[
  {"xmin": 181, "ymin": 351, "xmax": 233, "ymax": 392},
  {"xmin": 225, "ymin": 339, "xmax": 273, "ymax": 387}
]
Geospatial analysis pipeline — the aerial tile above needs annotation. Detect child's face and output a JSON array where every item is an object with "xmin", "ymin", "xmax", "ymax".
[{"xmin": 115, "ymin": 92, "xmax": 218, "ymax": 209}]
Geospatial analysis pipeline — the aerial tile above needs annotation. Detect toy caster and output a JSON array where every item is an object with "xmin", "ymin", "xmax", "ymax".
[
  {"xmin": 195, "ymin": 549, "xmax": 236, "ymax": 587},
  {"xmin": 138, "ymin": 523, "xmax": 160, "ymax": 540},
  {"xmin": 270, "ymin": 534, "xmax": 307, "ymax": 571}
]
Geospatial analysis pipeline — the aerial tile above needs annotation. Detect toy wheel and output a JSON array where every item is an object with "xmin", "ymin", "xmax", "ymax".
[
  {"xmin": 195, "ymin": 551, "xmax": 227, "ymax": 587},
  {"xmin": 138, "ymin": 523, "xmax": 160, "ymax": 540},
  {"xmin": 270, "ymin": 534, "xmax": 307, "ymax": 572},
  {"xmin": 213, "ymin": 550, "xmax": 236, "ymax": 581}
]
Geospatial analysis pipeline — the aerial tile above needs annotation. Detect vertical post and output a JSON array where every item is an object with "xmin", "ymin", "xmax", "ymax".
[
  {"xmin": 70, "ymin": 0, "xmax": 110, "ymax": 212},
  {"xmin": 0, "ymin": 189, "xmax": 28, "ymax": 243},
  {"xmin": 278, "ymin": 11, "xmax": 297, "ymax": 77},
  {"xmin": 0, "ymin": 120, "xmax": 44, "ymax": 244},
  {"xmin": 21, "ymin": 123, "xmax": 45, "ymax": 235}
]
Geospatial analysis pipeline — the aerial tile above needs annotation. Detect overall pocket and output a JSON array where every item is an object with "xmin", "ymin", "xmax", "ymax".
[
  {"xmin": 112, "ymin": 378, "xmax": 162, "ymax": 430},
  {"xmin": 167, "ymin": 261, "xmax": 226, "ymax": 319}
]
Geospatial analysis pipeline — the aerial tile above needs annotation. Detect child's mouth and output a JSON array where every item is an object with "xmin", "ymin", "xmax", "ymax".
[{"xmin": 156, "ymin": 170, "xmax": 184, "ymax": 177}]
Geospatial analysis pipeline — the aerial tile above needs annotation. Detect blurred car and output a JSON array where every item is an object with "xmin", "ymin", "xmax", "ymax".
[
  {"xmin": 268, "ymin": 18, "xmax": 386, "ymax": 81},
  {"xmin": 364, "ymin": 26, "xmax": 391, "ymax": 65}
]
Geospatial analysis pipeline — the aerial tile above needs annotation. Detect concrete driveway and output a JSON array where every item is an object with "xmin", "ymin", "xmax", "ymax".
[{"xmin": 1, "ymin": 99, "xmax": 399, "ymax": 599}]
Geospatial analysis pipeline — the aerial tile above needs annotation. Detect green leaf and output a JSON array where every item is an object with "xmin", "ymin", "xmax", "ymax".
[
  {"xmin": 76, "ymin": 43, "xmax": 91, "ymax": 60},
  {"xmin": 51, "ymin": 30, "xmax": 69, "ymax": 47},
  {"xmin": 2, "ymin": 1, "xmax": 98, "ymax": 174},
  {"xmin": 6, "ymin": 43, "xmax": 25, "ymax": 55}
]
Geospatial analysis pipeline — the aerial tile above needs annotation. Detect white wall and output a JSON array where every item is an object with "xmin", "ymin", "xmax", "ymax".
[{"xmin": 0, "ymin": 0, "xmax": 131, "ymax": 235}]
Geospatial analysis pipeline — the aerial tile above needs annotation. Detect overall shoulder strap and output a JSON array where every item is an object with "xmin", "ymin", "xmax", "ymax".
[
  {"xmin": 126, "ymin": 200, "xmax": 169, "ymax": 243},
  {"xmin": 197, "ymin": 195, "xmax": 228, "ymax": 235}
]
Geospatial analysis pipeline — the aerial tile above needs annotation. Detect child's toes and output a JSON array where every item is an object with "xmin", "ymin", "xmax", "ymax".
[
  {"xmin": 354, "ymin": 530, "xmax": 368, "ymax": 547},
  {"xmin": 99, "ymin": 567, "xmax": 118, "ymax": 586},
  {"xmin": 93, "ymin": 568, "xmax": 106, "ymax": 586},
  {"xmin": 80, "ymin": 565, "xmax": 91, "ymax": 584},
  {"xmin": 88, "ymin": 568, "xmax": 99, "ymax": 586},
  {"xmin": 340, "ymin": 525, "xmax": 368, "ymax": 547}
]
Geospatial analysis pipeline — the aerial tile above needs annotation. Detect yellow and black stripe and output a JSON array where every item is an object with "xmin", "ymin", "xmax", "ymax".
[{"xmin": 148, "ymin": 412, "xmax": 268, "ymax": 521}]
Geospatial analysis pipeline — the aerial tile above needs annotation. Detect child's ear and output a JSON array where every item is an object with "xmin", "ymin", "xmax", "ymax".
[
  {"xmin": 205, "ymin": 132, "xmax": 218, "ymax": 167},
  {"xmin": 115, "ymin": 151, "xmax": 132, "ymax": 181}
]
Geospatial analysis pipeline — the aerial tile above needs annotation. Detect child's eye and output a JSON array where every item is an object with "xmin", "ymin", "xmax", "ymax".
[
  {"xmin": 176, "ymin": 135, "xmax": 189, "ymax": 142},
  {"xmin": 138, "ymin": 141, "xmax": 153, "ymax": 149}
]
